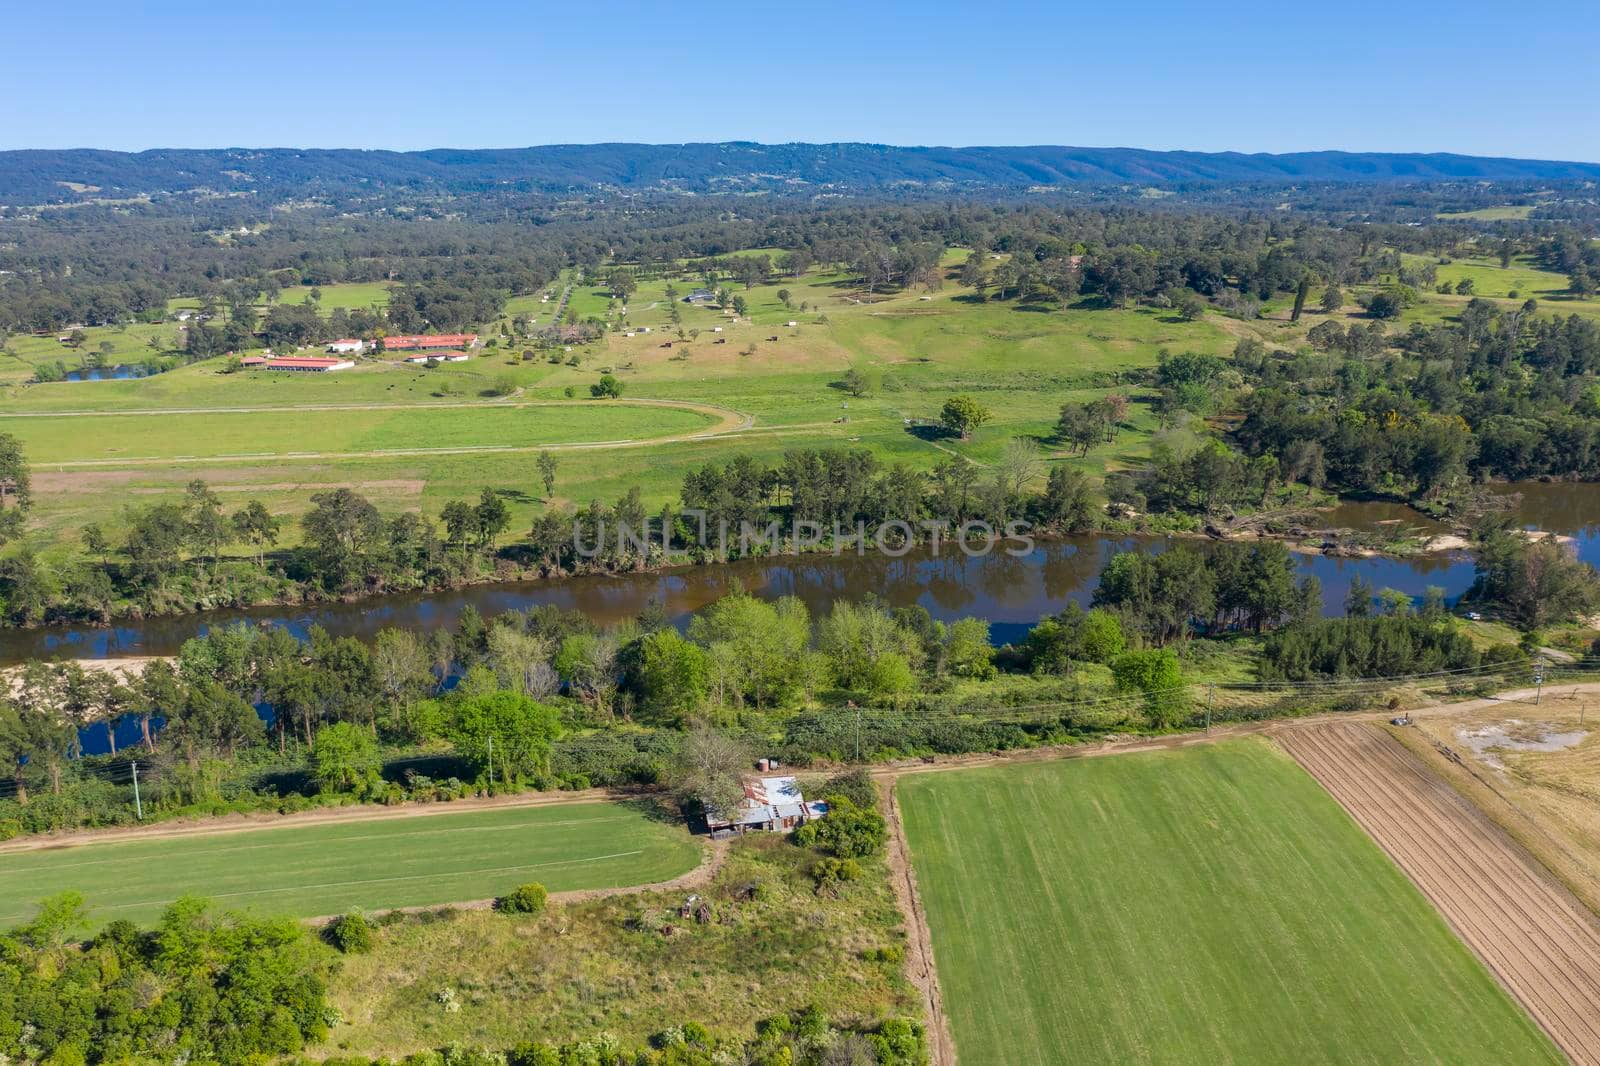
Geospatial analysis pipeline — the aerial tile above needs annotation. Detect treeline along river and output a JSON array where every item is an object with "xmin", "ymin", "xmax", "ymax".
[{"xmin": 3, "ymin": 482, "xmax": 1597, "ymax": 669}]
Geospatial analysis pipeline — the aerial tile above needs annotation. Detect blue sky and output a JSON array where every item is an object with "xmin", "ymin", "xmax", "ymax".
[{"xmin": 3, "ymin": 1, "xmax": 1596, "ymax": 160}]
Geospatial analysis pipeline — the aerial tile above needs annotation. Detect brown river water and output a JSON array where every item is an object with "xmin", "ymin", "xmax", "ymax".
[{"xmin": 7, "ymin": 482, "xmax": 1600, "ymax": 669}]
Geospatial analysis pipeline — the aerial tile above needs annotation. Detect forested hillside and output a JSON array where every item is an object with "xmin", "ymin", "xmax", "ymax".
[{"xmin": 4, "ymin": 142, "xmax": 1600, "ymax": 204}]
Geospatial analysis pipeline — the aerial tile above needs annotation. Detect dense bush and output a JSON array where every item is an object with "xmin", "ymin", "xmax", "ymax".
[
  {"xmin": 497, "ymin": 881, "xmax": 548, "ymax": 915},
  {"xmin": 816, "ymin": 767, "xmax": 877, "ymax": 810},
  {"xmin": 273, "ymin": 1009, "xmax": 926, "ymax": 1065},
  {"xmin": 1023, "ymin": 603, "xmax": 1125, "ymax": 673},
  {"xmin": 812, "ymin": 856, "xmax": 864, "ymax": 892},
  {"xmin": 1261, "ymin": 614, "xmax": 1481, "ymax": 680},
  {"xmin": 1111, "ymin": 647, "xmax": 1189, "ymax": 727},
  {"xmin": 793, "ymin": 797, "xmax": 887, "ymax": 859},
  {"xmin": 326, "ymin": 911, "xmax": 375, "ymax": 954},
  {"xmin": 2, "ymin": 893, "xmax": 333, "ymax": 1063}
]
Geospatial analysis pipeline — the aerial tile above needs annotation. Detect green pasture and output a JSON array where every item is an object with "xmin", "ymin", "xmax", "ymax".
[
  {"xmin": 272, "ymin": 281, "xmax": 392, "ymax": 311},
  {"xmin": 0, "ymin": 323, "xmax": 178, "ymax": 385},
  {"xmin": 0, "ymin": 354, "xmax": 571, "ymax": 415},
  {"xmin": 1435, "ymin": 254, "xmax": 1587, "ymax": 301},
  {"xmin": 899, "ymin": 740, "xmax": 1559, "ymax": 1066},
  {"xmin": 2, "ymin": 400, "xmax": 714, "ymax": 463},
  {"xmin": 166, "ymin": 281, "xmax": 392, "ymax": 315},
  {"xmin": 11, "ymin": 247, "xmax": 1598, "ymax": 564},
  {"xmin": 0, "ymin": 801, "xmax": 701, "ymax": 927}
]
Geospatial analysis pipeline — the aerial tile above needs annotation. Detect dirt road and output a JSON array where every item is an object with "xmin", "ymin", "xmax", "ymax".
[
  {"xmin": 1278, "ymin": 721, "xmax": 1600, "ymax": 1065},
  {"xmin": 881, "ymin": 782, "xmax": 957, "ymax": 1066}
]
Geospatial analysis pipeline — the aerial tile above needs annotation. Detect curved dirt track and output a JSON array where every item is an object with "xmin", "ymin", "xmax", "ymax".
[
  {"xmin": 302, "ymin": 836, "xmax": 729, "ymax": 925},
  {"xmin": 1278, "ymin": 722, "xmax": 1600, "ymax": 1065}
]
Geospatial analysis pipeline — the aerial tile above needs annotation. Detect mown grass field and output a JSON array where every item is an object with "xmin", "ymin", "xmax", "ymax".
[
  {"xmin": 898, "ymin": 739, "xmax": 1560, "ymax": 1066},
  {"xmin": 0, "ymin": 801, "xmax": 702, "ymax": 927},
  {"xmin": 2, "ymin": 400, "xmax": 716, "ymax": 463}
]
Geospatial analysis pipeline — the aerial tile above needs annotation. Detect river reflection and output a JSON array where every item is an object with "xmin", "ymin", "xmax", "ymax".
[{"xmin": 0, "ymin": 534, "xmax": 1485, "ymax": 666}]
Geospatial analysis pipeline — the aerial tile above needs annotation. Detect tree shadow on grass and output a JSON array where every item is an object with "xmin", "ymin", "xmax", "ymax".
[
  {"xmin": 905, "ymin": 423, "xmax": 957, "ymax": 443},
  {"xmin": 618, "ymin": 793, "xmax": 691, "ymax": 830}
]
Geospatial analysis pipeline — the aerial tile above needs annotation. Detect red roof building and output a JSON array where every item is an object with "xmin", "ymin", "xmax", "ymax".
[
  {"xmin": 265, "ymin": 356, "xmax": 354, "ymax": 372},
  {"xmin": 381, "ymin": 333, "xmax": 478, "ymax": 351}
]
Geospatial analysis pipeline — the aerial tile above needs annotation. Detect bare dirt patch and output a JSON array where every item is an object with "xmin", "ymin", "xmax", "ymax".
[
  {"xmin": 1278, "ymin": 721, "xmax": 1600, "ymax": 1064},
  {"xmin": 1455, "ymin": 719, "xmax": 1589, "ymax": 769},
  {"xmin": 31, "ymin": 469, "xmax": 144, "ymax": 493},
  {"xmin": 881, "ymin": 783, "xmax": 955, "ymax": 1066}
]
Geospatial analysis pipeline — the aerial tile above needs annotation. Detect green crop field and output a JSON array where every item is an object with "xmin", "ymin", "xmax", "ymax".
[
  {"xmin": 899, "ymin": 740, "xmax": 1560, "ymax": 1066},
  {"xmin": 0, "ymin": 801, "xmax": 702, "ymax": 927}
]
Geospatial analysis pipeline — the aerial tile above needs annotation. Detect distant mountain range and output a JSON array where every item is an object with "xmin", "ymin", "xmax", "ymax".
[{"xmin": 3, "ymin": 142, "xmax": 1598, "ymax": 203}]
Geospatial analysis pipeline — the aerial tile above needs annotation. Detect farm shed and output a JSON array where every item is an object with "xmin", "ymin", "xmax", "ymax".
[
  {"xmin": 264, "ymin": 356, "xmax": 354, "ymax": 372},
  {"xmin": 326, "ymin": 338, "xmax": 365, "ymax": 354},
  {"xmin": 403, "ymin": 351, "xmax": 469, "ymax": 363},
  {"xmin": 382, "ymin": 333, "xmax": 478, "ymax": 351},
  {"xmin": 684, "ymin": 288, "xmax": 716, "ymax": 303},
  {"xmin": 704, "ymin": 775, "xmax": 825, "ymax": 835}
]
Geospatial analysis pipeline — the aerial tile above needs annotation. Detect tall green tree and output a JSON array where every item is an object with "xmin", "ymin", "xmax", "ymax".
[
  {"xmin": 450, "ymin": 691, "xmax": 563, "ymax": 785},
  {"xmin": 939, "ymin": 395, "xmax": 990, "ymax": 440},
  {"xmin": 0, "ymin": 432, "xmax": 31, "ymax": 546},
  {"xmin": 301, "ymin": 488, "xmax": 383, "ymax": 590}
]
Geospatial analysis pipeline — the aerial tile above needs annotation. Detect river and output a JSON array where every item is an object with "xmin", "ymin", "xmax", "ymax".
[{"xmin": 7, "ymin": 482, "xmax": 1600, "ymax": 668}]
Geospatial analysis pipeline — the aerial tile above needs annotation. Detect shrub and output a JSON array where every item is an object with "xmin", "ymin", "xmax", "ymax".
[
  {"xmin": 0, "ymin": 818, "xmax": 21, "ymax": 841},
  {"xmin": 817, "ymin": 768, "xmax": 876, "ymax": 810},
  {"xmin": 812, "ymin": 856, "xmax": 863, "ymax": 891},
  {"xmin": 793, "ymin": 797, "xmax": 887, "ymax": 858},
  {"xmin": 325, "ymin": 912, "xmax": 375, "ymax": 954},
  {"xmin": 872, "ymin": 1018, "xmax": 928, "ymax": 1064},
  {"xmin": 1111, "ymin": 648, "xmax": 1188, "ymax": 727},
  {"xmin": 498, "ymin": 881, "xmax": 548, "ymax": 915}
]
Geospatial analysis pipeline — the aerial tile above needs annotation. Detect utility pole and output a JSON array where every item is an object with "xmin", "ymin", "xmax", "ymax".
[
  {"xmin": 1206, "ymin": 684, "xmax": 1214, "ymax": 733},
  {"xmin": 487, "ymin": 736, "xmax": 495, "ymax": 789},
  {"xmin": 1535, "ymin": 657, "xmax": 1546, "ymax": 706},
  {"xmin": 131, "ymin": 760, "xmax": 143, "ymax": 821},
  {"xmin": 853, "ymin": 702, "xmax": 862, "ymax": 763}
]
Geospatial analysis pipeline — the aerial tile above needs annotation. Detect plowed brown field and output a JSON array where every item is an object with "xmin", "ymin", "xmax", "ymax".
[{"xmin": 1278, "ymin": 721, "xmax": 1600, "ymax": 1065}]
